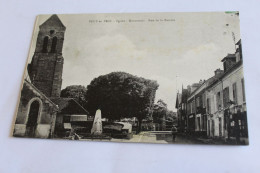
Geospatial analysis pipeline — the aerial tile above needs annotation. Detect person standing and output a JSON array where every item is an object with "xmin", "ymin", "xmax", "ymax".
[{"xmin": 171, "ymin": 125, "xmax": 177, "ymax": 142}]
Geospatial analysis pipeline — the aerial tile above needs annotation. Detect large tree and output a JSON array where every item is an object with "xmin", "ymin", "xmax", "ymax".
[
  {"xmin": 85, "ymin": 72, "xmax": 159, "ymax": 132},
  {"xmin": 60, "ymin": 85, "xmax": 87, "ymax": 108},
  {"xmin": 152, "ymin": 99, "xmax": 177, "ymax": 125}
]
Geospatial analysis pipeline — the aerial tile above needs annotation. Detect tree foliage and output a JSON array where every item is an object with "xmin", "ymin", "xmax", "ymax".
[
  {"xmin": 166, "ymin": 110, "xmax": 177, "ymax": 123},
  {"xmin": 85, "ymin": 72, "xmax": 159, "ymax": 131},
  {"xmin": 152, "ymin": 99, "xmax": 177, "ymax": 124},
  {"xmin": 152, "ymin": 100, "xmax": 167, "ymax": 124},
  {"xmin": 60, "ymin": 85, "xmax": 87, "ymax": 108}
]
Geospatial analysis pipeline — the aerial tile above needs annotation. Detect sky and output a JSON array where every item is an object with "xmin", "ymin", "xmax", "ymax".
[{"xmin": 27, "ymin": 12, "xmax": 240, "ymax": 111}]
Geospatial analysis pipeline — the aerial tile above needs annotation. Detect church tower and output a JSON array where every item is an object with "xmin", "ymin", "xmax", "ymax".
[{"xmin": 28, "ymin": 14, "xmax": 66, "ymax": 97}]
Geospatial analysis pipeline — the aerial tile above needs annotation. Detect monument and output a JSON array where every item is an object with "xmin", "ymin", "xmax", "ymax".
[{"xmin": 91, "ymin": 109, "xmax": 103, "ymax": 135}]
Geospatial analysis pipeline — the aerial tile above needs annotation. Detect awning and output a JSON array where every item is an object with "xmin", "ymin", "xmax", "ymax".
[{"xmin": 70, "ymin": 115, "xmax": 88, "ymax": 122}]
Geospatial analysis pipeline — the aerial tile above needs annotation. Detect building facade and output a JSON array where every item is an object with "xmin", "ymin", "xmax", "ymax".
[
  {"xmin": 187, "ymin": 81, "xmax": 207, "ymax": 136},
  {"xmin": 206, "ymin": 40, "xmax": 248, "ymax": 144},
  {"xmin": 176, "ymin": 88, "xmax": 189, "ymax": 132},
  {"xmin": 176, "ymin": 40, "xmax": 248, "ymax": 144}
]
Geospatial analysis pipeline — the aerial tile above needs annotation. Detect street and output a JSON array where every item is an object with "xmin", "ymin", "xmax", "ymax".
[{"xmin": 80, "ymin": 131, "xmax": 206, "ymax": 144}]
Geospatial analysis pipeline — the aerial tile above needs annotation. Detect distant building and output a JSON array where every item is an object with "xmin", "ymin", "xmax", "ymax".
[
  {"xmin": 50, "ymin": 98, "xmax": 90, "ymax": 137},
  {"xmin": 175, "ymin": 87, "xmax": 189, "ymax": 132}
]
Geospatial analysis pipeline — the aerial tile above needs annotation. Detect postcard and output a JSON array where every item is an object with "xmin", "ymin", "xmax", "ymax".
[{"xmin": 13, "ymin": 12, "xmax": 248, "ymax": 145}]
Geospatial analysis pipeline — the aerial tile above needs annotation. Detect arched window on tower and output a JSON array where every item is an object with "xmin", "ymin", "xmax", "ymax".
[
  {"xmin": 42, "ymin": 36, "xmax": 49, "ymax": 53},
  {"xmin": 51, "ymin": 37, "xmax": 57, "ymax": 53}
]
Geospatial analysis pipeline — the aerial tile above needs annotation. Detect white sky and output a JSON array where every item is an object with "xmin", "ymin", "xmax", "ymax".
[{"xmin": 28, "ymin": 12, "xmax": 240, "ymax": 111}]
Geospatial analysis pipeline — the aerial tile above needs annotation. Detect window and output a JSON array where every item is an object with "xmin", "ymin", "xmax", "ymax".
[
  {"xmin": 187, "ymin": 102, "xmax": 190, "ymax": 114},
  {"xmin": 219, "ymin": 117, "xmax": 222, "ymax": 136},
  {"xmin": 51, "ymin": 37, "xmax": 57, "ymax": 53},
  {"xmin": 192, "ymin": 100, "xmax": 195, "ymax": 113},
  {"xmin": 232, "ymin": 83, "xmax": 237, "ymax": 104},
  {"xmin": 223, "ymin": 87, "xmax": 230, "ymax": 108},
  {"xmin": 207, "ymin": 98, "xmax": 211, "ymax": 114},
  {"xmin": 208, "ymin": 120, "xmax": 211, "ymax": 136},
  {"xmin": 216, "ymin": 92, "xmax": 221, "ymax": 110},
  {"xmin": 50, "ymin": 30, "xmax": 55, "ymax": 35},
  {"xmin": 241, "ymin": 78, "xmax": 245, "ymax": 102},
  {"xmin": 42, "ymin": 36, "xmax": 49, "ymax": 53},
  {"xmin": 202, "ymin": 93, "xmax": 206, "ymax": 108},
  {"xmin": 212, "ymin": 120, "xmax": 215, "ymax": 137},
  {"xmin": 203, "ymin": 115, "xmax": 207, "ymax": 131},
  {"xmin": 197, "ymin": 117, "xmax": 201, "ymax": 130},
  {"xmin": 190, "ymin": 102, "xmax": 192, "ymax": 114},
  {"xmin": 196, "ymin": 97, "xmax": 200, "ymax": 107},
  {"xmin": 189, "ymin": 102, "xmax": 192, "ymax": 114}
]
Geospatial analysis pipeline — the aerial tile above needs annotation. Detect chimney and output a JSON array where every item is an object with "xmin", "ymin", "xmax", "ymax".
[
  {"xmin": 190, "ymin": 83, "xmax": 201, "ymax": 93},
  {"xmin": 221, "ymin": 54, "xmax": 236, "ymax": 72},
  {"xmin": 235, "ymin": 39, "xmax": 242, "ymax": 62},
  {"xmin": 187, "ymin": 85, "xmax": 191, "ymax": 94},
  {"xmin": 214, "ymin": 68, "xmax": 224, "ymax": 76}
]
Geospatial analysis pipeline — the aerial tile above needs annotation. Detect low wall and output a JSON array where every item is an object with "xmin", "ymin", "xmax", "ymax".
[
  {"xmin": 13, "ymin": 124, "xmax": 26, "ymax": 137},
  {"xmin": 35, "ymin": 124, "xmax": 51, "ymax": 138}
]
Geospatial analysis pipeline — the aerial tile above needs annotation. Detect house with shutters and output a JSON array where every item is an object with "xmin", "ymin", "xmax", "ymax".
[
  {"xmin": 206, "ymin": 40, "xmax": 248, "ymax": 144},
  {"xmin": 177, "ymin": 40, "xmax": 248, "ymax": 144}
]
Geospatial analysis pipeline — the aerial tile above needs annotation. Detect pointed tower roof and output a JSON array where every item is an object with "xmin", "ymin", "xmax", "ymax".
[
  {"xmin": 40, "ymin": 14, "xmax": 66, "ymax": 29},
  {"xmin": 175, "ymin": 92, "xmax": 179, "ymax": 109}
]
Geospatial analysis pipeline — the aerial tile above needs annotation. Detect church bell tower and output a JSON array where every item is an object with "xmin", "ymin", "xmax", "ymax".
[{"xmin": 28, "ymin": 14, "xmax": 66, "ymax": 97}]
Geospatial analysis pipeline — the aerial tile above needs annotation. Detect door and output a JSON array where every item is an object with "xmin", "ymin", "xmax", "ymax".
[
  {"xmin": 219, "ymin": 117, "xmax": 222, "ymax": 137},
  {"xmin": 208, "ymin": 120, "xmax": 211, "ymax": 136},
  {"xmin": 26, "ymin": 100, "xmax": 40, "ymax": 137},
  {"xmin": 211, "ymin": 120, "xmax": 215, "ymax": 137}
]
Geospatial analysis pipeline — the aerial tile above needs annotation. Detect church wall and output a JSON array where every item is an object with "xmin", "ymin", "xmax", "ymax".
[
  {"xmin": 51, "ymin": 55, "xmax": 64, "ymax": 97},
  {"xmin": 29, "ymin": 16, "xmax": 65, "ymax": 98},
  {"xmin": 14, "ymin": 15, "xmax": 65, "ymax": 139},
  {"xmin": 35, "ymin": 124, "xmax": 51, "ymax": 138},
  {"xmin": 36, "ymin": 25, "xmax": 65, "ymax": 54},
  {"xmin": 13, "ymin": 82, "xmax": 57, "ymax": 138},
  {"xmin": 31, "ymin": 53, "xmax": 62, "ymax": 97},
  {"xmin": 13, "ymin": 124, "xmax": 26, "ymax": 137}
]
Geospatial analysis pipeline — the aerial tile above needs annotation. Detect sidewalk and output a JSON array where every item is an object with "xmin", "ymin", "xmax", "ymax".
[{"xmin": 177, "ymin": 133, "xmax": 240, "ymax": 145}]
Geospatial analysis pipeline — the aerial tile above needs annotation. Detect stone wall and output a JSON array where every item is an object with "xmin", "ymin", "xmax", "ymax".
[
  {"xmin": 13, "ymin": 81, "xmax": 57, "ymax": 138},
  {"xmin": 28, "ymin": 15, "xmax": 65, "ymax": 98}
]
